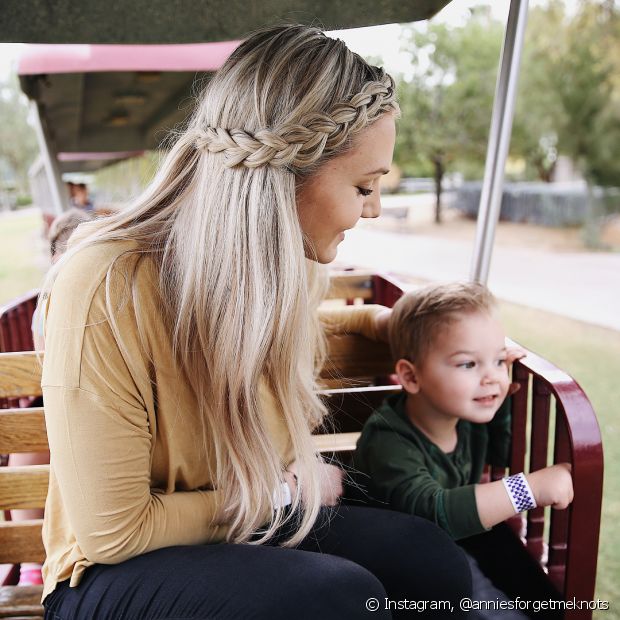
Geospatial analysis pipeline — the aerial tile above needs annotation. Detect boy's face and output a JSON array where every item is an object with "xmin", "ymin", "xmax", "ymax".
[{"xmin": 409, "ymin": 311, "xmax": 510, "ymax": 424}]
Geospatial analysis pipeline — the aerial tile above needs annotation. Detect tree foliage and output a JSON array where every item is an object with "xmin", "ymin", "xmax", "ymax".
[
  {"xmin": 0, "ymin": 75, "xmax": 38, "ymax": 194},
  {"xmin": 393, "ymin": 1, "xmax": 620, "ymax": 223},
  {"xmin": 395, "ymin": 8, "xmax": 503, "ymax": 222},
  {"xmin": 515, "ymin": 0, "xmax": 620, "ymax": 186}
]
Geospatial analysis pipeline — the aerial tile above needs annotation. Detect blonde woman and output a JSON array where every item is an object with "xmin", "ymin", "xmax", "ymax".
[{"xmin": 38, "ymin": 25, "xmax": 471, "ymax": 619}]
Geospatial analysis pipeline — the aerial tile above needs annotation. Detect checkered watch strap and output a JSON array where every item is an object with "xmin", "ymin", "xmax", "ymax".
[{"xmin": 502, "ymin": 472, "xmax": 537, "ymax": 513}]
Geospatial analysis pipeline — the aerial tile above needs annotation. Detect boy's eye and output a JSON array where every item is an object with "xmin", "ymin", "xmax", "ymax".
[
  {"xmin": 357, "ymin": 187, "xmax": 374, "ymax": 197},
  {"xmin": 497, "ymin": 358, "xmax": 507, "ymax": 366},
  {"xmin": 457, "ymin": 361, "xmax": 475, "ymax": 369}
]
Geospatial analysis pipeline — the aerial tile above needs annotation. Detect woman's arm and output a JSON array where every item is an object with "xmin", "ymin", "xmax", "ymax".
[
  {"xmin": 318, "ymin": 304, "xmax": 391, "ymax": 341},
  {"xmin": 42, "ymin": 252, "xmax": 229, "ymax": 565},
  {"xmin": 44, "ymin": 384, "xmax": 228, "ymax": 564}
]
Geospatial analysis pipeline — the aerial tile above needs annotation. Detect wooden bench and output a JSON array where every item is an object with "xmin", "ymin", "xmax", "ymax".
[
  {"xmin": 0, "ymin": 351, "xmax": 46, "ymax": 619},
  {"xmin": 0, "ymin": 275, "xmax": 605, "ymax": 619}
]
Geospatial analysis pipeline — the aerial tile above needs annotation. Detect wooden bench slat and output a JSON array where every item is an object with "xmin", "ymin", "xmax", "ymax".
[
  {"xmin": 322, "ymin": 334, "xmax": 393, "ymax": 380},
  {"xmin": 0, "ymin": 409, "xmax": 47, "ymax": 453},
  {"xmin": 0, "ymin": 521, "xmax": 45, "ymax": 564},
  {"xmin": 0, "ymin": 585, "xmax": 44, "ymax": 618},
  {"xmin": 313, "ymin": 432, "xmax": 360, "ymax": 454},
  {"xmin": 0, "ymin": 352, "xmax": 43, "ymax": 399},
  {"xmin": 0, "ymin": 466, "xmax": 49, "ymax": 510}
]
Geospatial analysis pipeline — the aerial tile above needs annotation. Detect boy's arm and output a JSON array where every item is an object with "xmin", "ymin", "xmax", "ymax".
[
  {"xmin": 355, "ymin": 429, "xmax": 487, "ymax": 540},
  {"xmin": 475, "ymin": 464, "xmax": 574, "ymax": 529}
]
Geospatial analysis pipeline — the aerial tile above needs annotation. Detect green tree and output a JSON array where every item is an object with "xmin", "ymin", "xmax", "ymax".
[
  {"xmin": 0, "ymin": 75, "xmax": 38, "ymax": 196},
  {"xmin": 396, "ymin": 8, "xmax": 503, "ymax": 222},
  {"xmin": 514, "ymin": 1, "xmax": 620, "ymax": 187},
  {"xmin": 511, "ymin": 2, "xmax": 567, "ymax": 182},
  {"xmin": 553, "ymin": 0, "xmax": 620, "ymax": 186}
]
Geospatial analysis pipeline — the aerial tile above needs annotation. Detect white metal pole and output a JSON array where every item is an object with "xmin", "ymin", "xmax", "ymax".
[
  {"xmin": 31, "ymin": 101, "xmax": 68, "ymax": 216},
  {"xmin": 469, "ymin": 0, "xmax": 529, "ymax": 284}
]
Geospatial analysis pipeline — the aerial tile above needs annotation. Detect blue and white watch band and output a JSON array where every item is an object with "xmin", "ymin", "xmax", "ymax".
[{"xmin": 502, "ymin": 472, "xmax": 537, "ymax": 513}]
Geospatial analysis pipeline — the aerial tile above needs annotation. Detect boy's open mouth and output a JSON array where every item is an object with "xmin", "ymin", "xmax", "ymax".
[{"xmin": 473, "ymin": 395, "xmax": 498, "ymax": 405}]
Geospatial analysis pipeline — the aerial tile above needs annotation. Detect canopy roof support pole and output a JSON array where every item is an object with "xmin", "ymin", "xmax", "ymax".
[
  {"xmin": 31, "ymin": 102, "xmax": 67, "ymax": 216},
  {"xmin": 469, "ymin": 0, "xmax": 529, "ymax": 284}
]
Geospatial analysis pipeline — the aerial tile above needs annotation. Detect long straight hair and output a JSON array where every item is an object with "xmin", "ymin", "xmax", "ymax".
[{"xmin": 36, "ymin": 25, "xmax": 398, "ymax": 545}]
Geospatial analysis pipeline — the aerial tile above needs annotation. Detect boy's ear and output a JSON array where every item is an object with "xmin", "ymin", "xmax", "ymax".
[{"xmin": 395, "ymin": 358, "xmax": 421, "ymax": 394}]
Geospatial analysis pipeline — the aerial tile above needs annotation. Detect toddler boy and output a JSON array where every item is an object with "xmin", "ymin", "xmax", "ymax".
[{"xmin": 354, "ymin": 282, "xmax": 573, "ymax": 617}]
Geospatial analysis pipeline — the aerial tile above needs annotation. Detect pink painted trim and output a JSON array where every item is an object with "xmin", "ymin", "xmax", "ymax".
[
  {"xmin": 58, "ymin": 151, "xmax": 145, "ymax": 161},
  {"xmin": 18, "ymin": 41, "xmax": 240, "ymax": 75}
]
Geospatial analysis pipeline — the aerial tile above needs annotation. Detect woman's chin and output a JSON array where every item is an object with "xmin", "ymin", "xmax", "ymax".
[{"xmin": 304, "ymin": 244, "xmax": 338, "ymax": 264}]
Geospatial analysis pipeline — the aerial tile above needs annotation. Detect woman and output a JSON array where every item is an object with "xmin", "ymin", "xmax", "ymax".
[{"xmin": 38, "ymin": 25, "xmax": 471, "ymax": 618}]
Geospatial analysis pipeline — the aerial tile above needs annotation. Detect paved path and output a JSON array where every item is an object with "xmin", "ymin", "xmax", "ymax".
[{"xmin": 337, "ymin": 226, "xmax": 620, "ymax": 332}]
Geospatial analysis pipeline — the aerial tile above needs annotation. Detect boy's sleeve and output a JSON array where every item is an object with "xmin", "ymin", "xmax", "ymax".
[{"xmin": 356, "ymin": 428, "xmax": 488, "ymax": 540}]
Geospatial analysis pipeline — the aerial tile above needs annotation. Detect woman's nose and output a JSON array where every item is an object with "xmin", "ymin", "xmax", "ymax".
[{"xmin": 362, "ymin": 193, "xmax": 381, "ymax": 219}]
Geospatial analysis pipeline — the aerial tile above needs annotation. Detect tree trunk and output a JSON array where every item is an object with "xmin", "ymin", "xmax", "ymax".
[{"xmin": 433, "ymin": 156, "xmax": 444, "ymax": 224}]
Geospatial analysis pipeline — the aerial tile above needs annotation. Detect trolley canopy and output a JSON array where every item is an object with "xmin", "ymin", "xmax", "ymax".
[
  {"xmin": 1, "ymin": 0, "xmax": 451, "ymax": 44},
  {"xmin": 18, "ymin": 42, "xmax": 239, "ymax": 170}
]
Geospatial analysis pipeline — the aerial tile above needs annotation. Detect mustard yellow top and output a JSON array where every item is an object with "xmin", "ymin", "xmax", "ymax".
[{"xmin": 41, "ymin": 240, "xmax": 384, "ymax": 600}]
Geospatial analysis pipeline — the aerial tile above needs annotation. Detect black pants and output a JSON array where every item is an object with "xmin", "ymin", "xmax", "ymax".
[{"xmin": 44, "ymin": 505, "xmax": 472, "ymax": 619}]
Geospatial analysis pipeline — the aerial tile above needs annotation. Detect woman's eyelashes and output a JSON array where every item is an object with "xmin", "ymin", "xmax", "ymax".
[{"xmin": 356, "ymin": 186, "xmax": 373, "ymax": 196}]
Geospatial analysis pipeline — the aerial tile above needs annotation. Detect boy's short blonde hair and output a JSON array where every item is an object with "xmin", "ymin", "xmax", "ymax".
[
  {"xmin": 49, "ymin": 208, "xmax": 94, "ymax": 258},
  {"xmin": 389, "ymin": 282, "xmax": 496, "ymax": 363}
]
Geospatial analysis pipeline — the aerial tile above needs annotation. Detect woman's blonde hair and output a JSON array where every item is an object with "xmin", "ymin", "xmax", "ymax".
[{"xmin": 36, "ymin": 24, "xmax": 398, "ymax": 546}]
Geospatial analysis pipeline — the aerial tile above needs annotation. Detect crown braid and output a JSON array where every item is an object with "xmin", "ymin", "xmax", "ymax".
[{"xmin": 193, "ymin": 75, "xmax": 398, "ymax": 170}]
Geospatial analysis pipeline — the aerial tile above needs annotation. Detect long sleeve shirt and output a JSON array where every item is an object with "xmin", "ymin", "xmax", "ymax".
[
  {"xmin": 41, "ymin": 239, "xmax": 384, "ymax": 599},
  {"xmin": 353, "ymin": 393, "xmax": 512, "ymax": 541}
]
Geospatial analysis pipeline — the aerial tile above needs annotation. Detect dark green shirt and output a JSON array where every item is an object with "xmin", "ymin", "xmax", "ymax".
[{"xmin": 353, "ymin": 393, "xmax": 511, "ymax": 540}]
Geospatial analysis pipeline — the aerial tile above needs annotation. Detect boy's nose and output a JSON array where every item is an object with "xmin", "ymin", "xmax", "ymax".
[{"xmin": 481, "ymin": 367, "xmax": 502, "ymax": 384}]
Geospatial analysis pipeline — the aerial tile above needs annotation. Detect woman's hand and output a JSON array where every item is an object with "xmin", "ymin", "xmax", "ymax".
[
  {"xmin": 505, "ymin": 343, "xmax": 527, "ymax": 396},
  {"xmin": 286, "ymin": 460, "xmax": 344, "ymax": 506},
  {"xmin": 317, "ymin": 462, "xmax": 344, "ymax": 506}
]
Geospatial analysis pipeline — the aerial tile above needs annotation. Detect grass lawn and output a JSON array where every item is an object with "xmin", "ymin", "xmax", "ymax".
[
  {"xmin": 0, "ymin": 208, "xmax": 618, "ymax": 615},
  {"xmin": 0, "ymin": 208, "xmax": 48, "ymax": 307}
]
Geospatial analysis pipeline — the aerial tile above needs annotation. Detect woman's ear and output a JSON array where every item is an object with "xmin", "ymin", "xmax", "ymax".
[{"xmin": 395, "ymin": 358, "xmax": 421, "ymax": 394}]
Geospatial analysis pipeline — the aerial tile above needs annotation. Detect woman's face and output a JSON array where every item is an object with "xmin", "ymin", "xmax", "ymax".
[{"xmin": 296, "ymin": 113, "xmax": 396, "ymax": 263}]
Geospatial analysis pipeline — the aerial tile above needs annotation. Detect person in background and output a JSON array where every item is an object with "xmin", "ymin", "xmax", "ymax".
[
  {"xmin": 73, "ymin": 183, "xmax": 94, "ymax": 212},
  {"xmin": 9, "ymin": 208, "xmax": 95, "ymax": 586}
]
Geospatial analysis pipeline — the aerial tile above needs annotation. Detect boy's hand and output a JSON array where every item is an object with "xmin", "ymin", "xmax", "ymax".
[
  {"xmin": 527, "ymin": 463, "xmax": 574, "ymax": 510},
  {"xmin": 506, "ymin": 344, "xmax": 527, "ymax": 365},
  {"xmin": 506, "ymin": 344, "xmax": 527, "ymax": 396}
]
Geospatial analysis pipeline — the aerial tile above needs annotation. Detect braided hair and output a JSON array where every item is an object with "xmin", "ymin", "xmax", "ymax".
[{"xmin": 193, "ymin": 75, "xmax": 397, "ymax": 170}]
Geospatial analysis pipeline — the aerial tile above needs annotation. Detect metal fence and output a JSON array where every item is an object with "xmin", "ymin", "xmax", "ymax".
[{"xmin": 455, "ymin": 181, "xmax": 620, "ymax": 228}]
